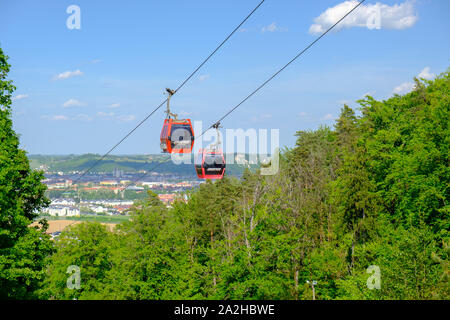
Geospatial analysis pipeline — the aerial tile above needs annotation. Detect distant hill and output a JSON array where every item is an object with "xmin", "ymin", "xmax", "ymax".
[{"xmin": 28, "ymin": 154, "xmax": 260, "ymax": 177}]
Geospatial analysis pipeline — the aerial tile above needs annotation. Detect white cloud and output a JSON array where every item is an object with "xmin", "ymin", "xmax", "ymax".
[
  {"xmin": 322, "ymin": 113, "xmax": 335, "ymax": 121},
  {"xmin": 74, "ymin": 114, "xmax": 93, "ymax": 121},
  {"xmin": 362, "ymin": 91, "xmax": 376, "ymax": 98},
  {"xmin": 337, "ymin": 100, "xmax": 350, "ymax": 105},
  {"xmin": 298, "ymin": 111, "xmax": 307, "ymax": 117},
  {"xmin": 418, "ymin": 67, "xmax": 435, "ymax": 80},
  {"xmin": 42, "ymin": 114, "xmax": 92, "ymax": 121},
  {"xmin": 251, "ymin": 113, "xmax": 272, "ymax": 122},
  {"xmin": 97, "ymin": 111, "xmax": 115, "ymax": 117},
  {"xmin": 91, "ymin": 59, "xmax": 101, "ymax": 64},
  {"xmin": 199, "ymin": 74, "xmax": 210, "ymax": 81},
  {"xmin": 62, "ymin": 99, "xmax": 86, "ymax": 107},
  {"xmin": 108, "ymin": 103, "xmax": 121, "ymax": 108},
  {"xmin": 117, "ymin": 114, "xmax": 135, "ymax": 122},
  {"xmin": 262, "ymin": 22, "xmax": 288, "ymax": 33},
  {"xmin": 12, "ymin": 94, "xmax": 29, "ymax": 101},
  {"xmin": 392, "ymin": 67, "xmax": 435, "ymax": 94},
  {"xmin": 53, "ymin": 69, "xmax": 83, "ymax": 80},
  {"xmin": 98, "ymin": 112, "xmax": 135, "ymax": 122},
  {"xmin": 393, "ymin": 81, "xmax": 415, "ymax": 94},
  {"xmin": 42, "ymin": 115, "xmax": 69, "ymax": 121},
  {"xmin": 309, "ymin": 1, "xmax": 417, "ymax": 35}
]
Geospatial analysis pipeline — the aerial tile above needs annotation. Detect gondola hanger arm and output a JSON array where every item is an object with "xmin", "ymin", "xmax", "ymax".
[
  {"xmin": 210, "ymin": 122, "xmax": 222, "ymax": 151},
  {"xmin": 165, "ymin": 88, "xmax": 179, "ymax": 120}
]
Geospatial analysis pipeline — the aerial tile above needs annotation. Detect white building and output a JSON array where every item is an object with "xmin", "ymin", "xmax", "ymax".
[
  {"xmin": 45, "ymin": 206, "xmax": 80, "ymax": 217},
  {"xmin": 92, "ymin": 206, "xmax": 107, "ymax": 213}
]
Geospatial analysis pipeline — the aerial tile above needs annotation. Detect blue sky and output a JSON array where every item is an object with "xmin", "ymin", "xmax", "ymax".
[{"xmin": 1, "ymin": 0, "xmax": 449, "ymax": 154}]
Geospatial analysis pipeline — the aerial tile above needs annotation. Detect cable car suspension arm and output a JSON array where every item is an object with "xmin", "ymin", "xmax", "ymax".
[
  {"xmin": 210, "ymin": 122, "xmax": 222, "ymax": 151},
  {"xmin": 165, "ymin": 88, "xmax": 179, "ymax": 120}
]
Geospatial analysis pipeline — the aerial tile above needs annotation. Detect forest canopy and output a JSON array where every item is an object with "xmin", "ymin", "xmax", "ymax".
[{"xmin": 40, "ymin": 70, "xmax": 449, "ymax": 300}]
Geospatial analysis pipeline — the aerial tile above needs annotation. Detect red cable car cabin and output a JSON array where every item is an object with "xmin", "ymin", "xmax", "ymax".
[
  {"xmin": 195, "ymin": 148, "xmax": 226, "ymax": 179},
  {"xmin": 160, "ymin": 118, "xmax": 194, "ymax": 153}
]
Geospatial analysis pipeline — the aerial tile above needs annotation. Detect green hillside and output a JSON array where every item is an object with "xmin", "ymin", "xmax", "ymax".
[{"xmin": 28, "ymin": 153, "xmax": 258, "ymax": 177}]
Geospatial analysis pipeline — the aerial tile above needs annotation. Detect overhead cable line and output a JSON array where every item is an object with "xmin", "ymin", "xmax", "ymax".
[
  {"xmin": 95, "ymin": 0, "xmax": 367, "ymax": 189},
  {"xmin": 73, "ymin": 0, "xmax": 265, "ymax": 184},
  {"xmin": 77, "ymin": 0, "xmax": 366, "ymax": 188},
  {"xmin": 197, "ymin": 0, "xmax": 366, "ymax": 140}
]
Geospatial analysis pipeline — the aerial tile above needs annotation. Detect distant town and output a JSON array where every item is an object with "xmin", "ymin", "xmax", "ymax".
[
  {"xmin": 29, "ymin": 154, "xmax": 250, "ymax": 223},
  {"xmin": 41, "ymin": 169, "xmax": 203, "ymax": 218}
]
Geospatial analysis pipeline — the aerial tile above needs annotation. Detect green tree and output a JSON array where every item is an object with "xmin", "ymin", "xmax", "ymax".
[
  {"xmin": 100, "ymin": 191, "xmax": 190, "ymax": 299},
  {"xmin": 40, "ymin": 222, "xmax": 113, "ymax": 300},
  {"xmin": 0, "ymin": 46, "xmax": 53, "ymax": 299}
]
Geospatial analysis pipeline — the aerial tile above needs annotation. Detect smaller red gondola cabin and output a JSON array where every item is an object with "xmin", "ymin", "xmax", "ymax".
[
  {"xmin": 160, "ymin": 118, "xmax": 194, "ymax": 154},
  {"xmin": 195, "ymin": 148, "xmax": 226, "ymax": 179}
]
